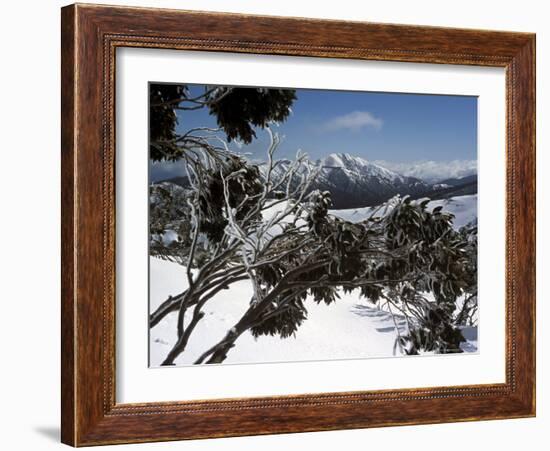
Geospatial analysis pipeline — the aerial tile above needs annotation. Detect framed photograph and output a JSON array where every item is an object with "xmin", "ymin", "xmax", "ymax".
[{"xmin": 61, "ymin": 4, "xmax": 536, "ymax": 446}]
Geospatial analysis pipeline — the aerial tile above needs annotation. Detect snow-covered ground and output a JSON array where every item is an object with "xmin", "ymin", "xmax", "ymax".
[
  {"xmin": 330, "ymin": 194, "xmax": 477, "ymax": 229},
  {"xmin": 150, "ymin": 258, "xmax": 411, "ymax": 366},
  {"xmin": 149, "ymin": 194, "xmax": 478, "ymax": 367}
]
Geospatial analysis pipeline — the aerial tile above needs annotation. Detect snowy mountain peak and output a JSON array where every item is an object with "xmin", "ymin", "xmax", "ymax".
[
  {"xmin": 323, "ymin": 152, "xmax": 367, "ymax": 168},
  {"xmin": 322, "ymin": 153, "xmax": 345, "ymax": 167},
  {"xmin": 254, "ymin": 151, "xmax": 436, "ymax": 208},
  {"xmin": 320, "ymin": 152, "xmax": 404, "ymax": 183}
]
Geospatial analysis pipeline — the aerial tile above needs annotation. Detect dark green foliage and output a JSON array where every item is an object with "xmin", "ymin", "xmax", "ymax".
[
  {"xmin": 149, "ymin": 84, "xmax": 187, "ymax": 161},
  {"xmin": 385, "ymin": 197, "xmax": 454, "ymax": 250},
  {"xmin": 250, "ymin": 291, "xmax": 308, "ymax": 339},
  {"xmin": 374, "ymin": 198, "xmax": 478, "ymax": 354},
  {"xmin": 149, "ymin": 84, "xmax": 296, "ymax": 162},
  {"xmin": 208, "ymin": 88, "xmax": 296, "ymax": 143},
  {"xmin": 299, "ymin": 193, "xmax": 477, "ymax": 352},
  {"xmin": 196, "ymin": 156, "xmax": 264, "ymax": 243},
  {"xmin": 305, "ymin": 190, "xmax": 332, "ymax": 235},
  {"xmin": 382, "ymin": 197, "xmax": 472, "ymax": 300},
  {"xmin": 305, "ymin": 191, "xmax": 369, "ymax": 283},
  {"xmin": 454, "ymin": 222, "xmax": 478, "ymax": 326},
  {"xmin": 310, "ymin": 286, "xmax": 340, "ymax": 305},
  {"xmin": 256, "ymin": 263, "xmax": 285, "ymax": 288},
  {"xmin": 399, "ymin": 305, "xmax": 466, "ymax": 355},
  {"xmin": 359, "ymin": 283, "xmax": 384, "ymax": 303},
  {"xmin": 149, "ymin": 183, "xmax": 192, "ymax": 247},
  {"xmin": 148, "ymin": 183, "xmax": 206, "ymax": 266}
]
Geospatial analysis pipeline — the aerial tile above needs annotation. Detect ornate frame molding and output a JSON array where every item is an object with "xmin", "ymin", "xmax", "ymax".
[{"xmin": 61, "ymin": 4, "xmax": 535, "ymax": 446}]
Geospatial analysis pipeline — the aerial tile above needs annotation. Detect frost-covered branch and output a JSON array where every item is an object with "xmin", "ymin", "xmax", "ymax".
[{"xmin": 151, "ymin": 119, "xmax": 478, "ymax": 364}]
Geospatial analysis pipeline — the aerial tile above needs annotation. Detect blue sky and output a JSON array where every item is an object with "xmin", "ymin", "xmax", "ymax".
[{"xmin": 151, "ymin": 84, "xmax": 477, "ymax": 182}]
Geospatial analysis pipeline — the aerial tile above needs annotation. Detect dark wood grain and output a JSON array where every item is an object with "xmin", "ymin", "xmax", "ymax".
[
  {"xmin": 60, "ymin": 5, "xmax": 76, "ymax": 446},
  {"xmin": 61, "ymin": 3, "xmax": 536, "ymax": 446}
]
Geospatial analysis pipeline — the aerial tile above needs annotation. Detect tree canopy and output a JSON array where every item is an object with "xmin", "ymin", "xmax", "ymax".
[{"xmin": 149, "ymin": 84, "xmax": 296, "ymax": 161}]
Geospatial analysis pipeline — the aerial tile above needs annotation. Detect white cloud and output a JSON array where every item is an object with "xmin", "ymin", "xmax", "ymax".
[
  {"xmin": 323, "ymin": 111, "xmax": 383, "ymax": 132},
  {"xmin": 373, "ymin": 159, "xmax": 477, "ymax": 183}
]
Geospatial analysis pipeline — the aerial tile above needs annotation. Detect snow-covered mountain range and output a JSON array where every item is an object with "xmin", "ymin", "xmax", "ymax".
[
  {"xmin": 264, "ymin": 153, "xmax": 477, "ymax": 209},
  {"xmin": 307, "ymin": 153, "xmax": 430, "ymax": 208},
  {"xmin": 158, "ymin": 152, "xmax": 477, "ymax": 209}
]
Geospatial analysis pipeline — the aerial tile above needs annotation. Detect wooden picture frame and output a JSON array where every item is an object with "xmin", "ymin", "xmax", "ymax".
[{"xmin": 61, "ymin": 3, "xmax": 535, "ymax": 446}]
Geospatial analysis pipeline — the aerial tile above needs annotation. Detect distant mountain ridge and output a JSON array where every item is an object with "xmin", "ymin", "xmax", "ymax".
[
  {"xmin": 417, "ymin": 174, "xmax": 477, "ymax": 201},
  {"xmin": 439, "ymin": 174, "xmax": 477, "ymax": 186},
  {"xmin": 155, "ymin": 152, "xmax": 477, "ymax": 209},
  {"xmin": 302, "ymin": 153, "xmax": 432, "ymax": 209}
]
